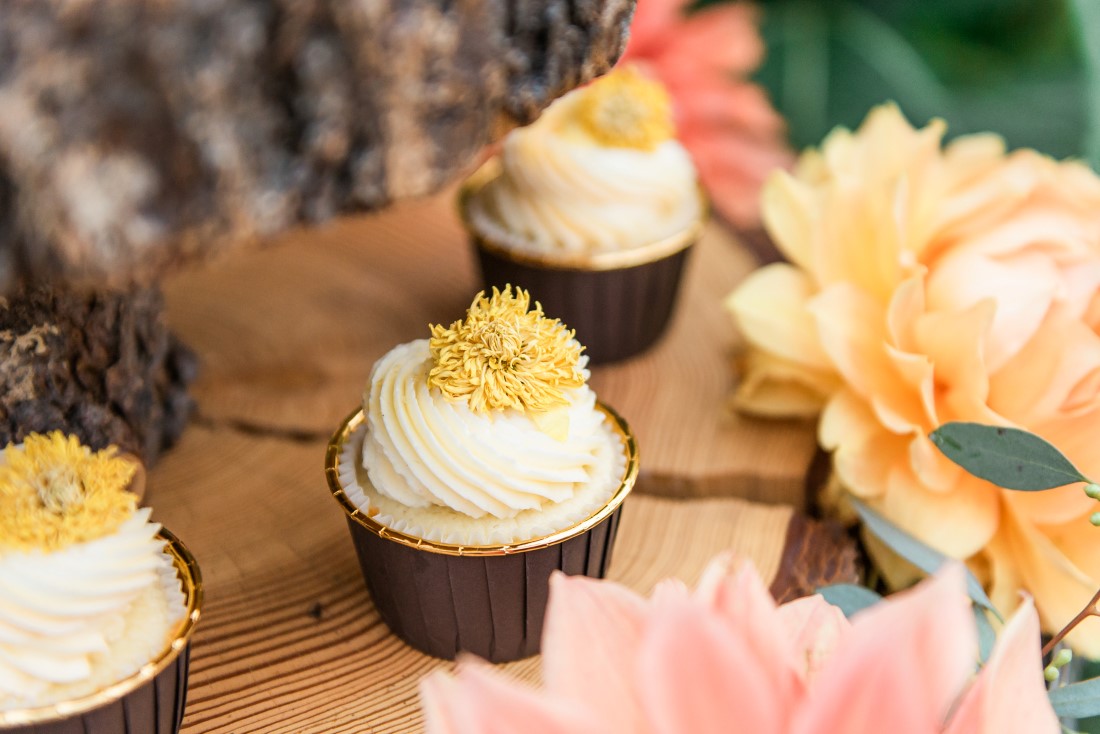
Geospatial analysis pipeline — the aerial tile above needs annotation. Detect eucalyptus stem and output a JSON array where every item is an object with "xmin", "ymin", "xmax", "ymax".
[{"xmin": 1043, "ymin": 586, "xmax": 1100, "ymax": 658}]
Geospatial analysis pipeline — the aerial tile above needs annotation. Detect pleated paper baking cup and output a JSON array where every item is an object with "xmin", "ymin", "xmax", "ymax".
[
  {"xmin": 325, "ymin": 405, "xmax": 638, "ymax": 662},
  {"xmin": 0, "ymin": 529, "xmax": 203, "ymax": 734},
  {"xmin": 459, "ymin": 161, "xmax": 706, "ymax": 364}
]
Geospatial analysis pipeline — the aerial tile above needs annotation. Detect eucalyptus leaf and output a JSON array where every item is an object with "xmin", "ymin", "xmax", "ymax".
[
  {"xmin": 929, "ymin": 422, "xmax": 1090, "ymax": 490},
  {"xmin": 817, "ymin": 584, "xmax": 882, "ymax": 617},
  {"xmin": 974, "ymin": 606, "xmax": 994, "ymax": 664},
  {"xmin": 851, "ymin": 498, "xmax": 1001, "ymax": 620},
  {"xmin": 1050, "ymin": 676, "xmax": 1100, "ymax": 719}
]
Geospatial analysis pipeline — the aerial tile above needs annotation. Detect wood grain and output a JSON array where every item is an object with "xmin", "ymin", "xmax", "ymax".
[
  {"xmin": 147, "ymin": 426, "xmax": 801, "ymax": 734},
  {"xmin": 163, "ymin": 189, "xmax": 818, "ymax": 506},
  {"xmin": 151, "ymin": 198, "xmax": 857, "ymax": 733}
]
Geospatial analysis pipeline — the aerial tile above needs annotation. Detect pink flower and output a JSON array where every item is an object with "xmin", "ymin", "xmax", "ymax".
[
  {"xmin": 421, "ymin": 559, "xmax": 1058, "ymax": 734},
  {"xmin": 620, "ymin": 0, "xmax": 793, "ymax": 229}
]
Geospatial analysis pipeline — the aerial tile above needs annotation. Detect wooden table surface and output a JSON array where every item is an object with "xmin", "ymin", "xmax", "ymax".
[{"xmin": 154, "ymin": 191, "xmax": 844, "ymax": 733}]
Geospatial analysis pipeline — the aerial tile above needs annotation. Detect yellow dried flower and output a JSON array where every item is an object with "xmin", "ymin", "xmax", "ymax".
[
  {"xmin": 575, "ymin": 66, "xmax": 676, "ymax": 151},
  {"xmin": 0, "ymin": 431, "xmax": 138, "ymax": 553},
  {"xmin": 428, "ymin": 286, "xmax": 585, "ymax": 414}
]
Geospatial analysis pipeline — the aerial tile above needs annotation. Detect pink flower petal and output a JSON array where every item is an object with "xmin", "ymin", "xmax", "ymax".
[
  {"xmin": 776, "ymin": 594, "xmax": 850, "ymax": 682},
  {"xmin": 944, "ymin": 598, "xmax": 1059, "ymax": 734},
  {"xmin": 421, "ymin": 660, "xmax": 598, "ymax": 734},
  {"xmin": 693, "ymin": 557, "xmax": 809, "ymax": 689},
  {"xmin": 654, "ymin": 4, "xmax": 765, "ymax": 77},
  {"xmin": 619, "ymin": 0, "xmax": 684, "ymax": 60},
  {"xmin": 671, "ymin": 79, "xmax": 789, "ymax": 141},
  {"xmin": 540, "ymin": 572, "xmax": 649, "ymax": 731},
  {"xmin": 793, "ymin": 566, "xmax": 976, "ymax": 734},
  {"xmin": 637, "ymin": 595, "xmax": 798, "ymax": 734}
]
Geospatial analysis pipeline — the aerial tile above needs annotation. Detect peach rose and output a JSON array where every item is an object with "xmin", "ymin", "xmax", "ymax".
[{"xmin": 726, "ymin": 103, "xmax": 1100, "ymax": 655}]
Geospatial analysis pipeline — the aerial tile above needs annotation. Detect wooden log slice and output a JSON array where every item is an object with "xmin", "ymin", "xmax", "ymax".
[
  {"xmin": 153, "ymin": 186, "xmax": 857, "ymax": 733},
  {"xmin": 145, "ymin": 426, "xmax": 857, "ymax": 734},
  {"xmin": 164, "ymin": 189, "xmax": 819, "ymax": 506}
]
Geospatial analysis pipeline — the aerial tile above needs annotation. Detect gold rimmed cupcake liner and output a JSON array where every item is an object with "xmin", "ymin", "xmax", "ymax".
[
  {"xmin": 458, "ymin": 161, "xmax": 706, "ymax": 364},
  {"xmin": 0, "ymin": 528, "xmax": 203, "ymax": 734},
  {"xmin": 326, "ymin": 403, "xmax": 638, "ymax": 555},
  {"xmin": 457, "ymin": 159, "xmax": 706, "ymax": 272},
  {"xmin": 326, "ymin": 403, "xmax": 638, "ymax": 661}
]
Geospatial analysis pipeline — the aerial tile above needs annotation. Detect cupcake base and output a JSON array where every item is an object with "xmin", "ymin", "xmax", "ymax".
[
  {"xmin": 475, "ymin": 244, "xmax": 693, "ymax": 364},
  {"xmin": 326, "ymin": 406, "xmax": 638, "ymax": 662},
  {"xmin": 459, "ymin": 159, "xmax": 705, "ymax": 365},
  {"xmin": 0, "ymin": 528, "xmax": 202, "ymax": 734},
  {"xmin": 346, "ymin": 507, "xmax": 623, "ymax": 662},
  {"xmin": 5, "ymin": 646, "xmax": 192, "ymax": 734}
]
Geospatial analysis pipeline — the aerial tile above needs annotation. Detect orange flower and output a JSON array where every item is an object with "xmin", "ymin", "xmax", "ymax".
[
  {"xmin": 620, "ymin": 0, "xmax": 792, "ymax": 229},
  {"xmin": 726, "ymin": 103, "xmax": 1100, "ymax": 655}
]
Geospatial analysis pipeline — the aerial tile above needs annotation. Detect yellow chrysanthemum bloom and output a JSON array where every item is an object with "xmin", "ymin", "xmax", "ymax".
[
  {"xmin": 726, "ymin": 103, "xmax": 1100, "ymax": 655},
  {"xmin": 0, "ymin": 431, "xmax": 138, "ymax": 553},
  {"xmin": 428, "ymin": 286, "xmax": 585, "ymax": 414},
  {"xmin": 574, "ymin": 66, "xmax": 676, "ymax": 151}
]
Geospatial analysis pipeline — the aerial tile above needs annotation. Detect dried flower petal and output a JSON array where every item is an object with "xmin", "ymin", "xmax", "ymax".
[
  {"xmin": 0, "ymin": 431, "xmax": 138, "ymax": 552},
  {"xmin": 428, "ymin": 286, "xmax": 585, "ymax": 414}
]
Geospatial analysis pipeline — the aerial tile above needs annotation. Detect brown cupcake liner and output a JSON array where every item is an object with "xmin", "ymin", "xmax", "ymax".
[
  {"xmin": 1, "ymin": 529, "xmax": 202, "ymax": 734},
  {"xmin": 474, "ymin": 245, "xmax": 694, "ymax": 364},
  {"xmin": 326, "ymin": 405, "xmax": 638, "ymax": 662},
  {"xmin": 458, "ymin": 160, "xmax": 705, "ymax": 365}
]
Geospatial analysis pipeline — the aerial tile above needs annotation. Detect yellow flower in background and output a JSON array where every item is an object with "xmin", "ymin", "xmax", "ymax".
[{"xmin": 726, "ymin": 103, "xmax": 1100, "ymax": 655}]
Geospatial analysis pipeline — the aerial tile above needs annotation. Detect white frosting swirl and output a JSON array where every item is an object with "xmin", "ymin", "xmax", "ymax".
[
  {"xmin": 0, "ymin": 509, "xmax": 184, "ymax": 708},
  {"xmin": 467, "ymin": 90, "xmax": 702, "ymax": 254},
  {"xmin": 362, "ymin": 339, "xmax": 614, "ymax": 522}
]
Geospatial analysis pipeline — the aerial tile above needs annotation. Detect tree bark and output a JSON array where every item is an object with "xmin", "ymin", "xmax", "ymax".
[
  {"xmin": 0, "ymin": 285, "xmax": 196, "ymax": 467},
  {"xmin": 0, "ymin": 0, "xmax": 634, "ymax": 289}
]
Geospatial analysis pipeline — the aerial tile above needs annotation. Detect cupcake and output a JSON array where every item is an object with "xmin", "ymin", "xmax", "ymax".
[
  {"xmin": 0, "ymin": 432, "xmax": 201, "ymax": 734},
  {"xmin": 326, "ymin": 286, "xmax": 638, "ymax": 662},
  {"xmin": 459, "ymin": 66, "xmax": 707, "ymax": 364}
]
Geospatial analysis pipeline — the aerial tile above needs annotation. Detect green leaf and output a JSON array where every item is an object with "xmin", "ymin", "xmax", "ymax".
[
  {"xmin": 817, "ymin": 584, "xmax": 882, "ymax": 617},
  {"xmin": 974, "ymin": 606, "xmax": 995, "ymax": 664},
  {"xmin": 1070, "ymin": 0, "xmax": 1100, "ymax": 172},
  {"xmin": 1050, "ymin": 676, "xmax": 1100, "ymax": 719},
  {"xmin": 929, "ymin": 422, "xmax": 1090, "ymax": 490},
  {"xmin": 833, "ymin": 3, "xmax": 952, "ymax": 117},
  {"xmin": 851, "ymin": 498, "xmax": 1001, "ymax": 620}
]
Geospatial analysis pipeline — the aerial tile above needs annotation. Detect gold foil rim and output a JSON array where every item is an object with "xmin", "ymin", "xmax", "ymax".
[
  {"xmin": 457, "ymin": 159, "xmax": 707, "ymax": 271},
  {"xmin": 0, "ymin": 527, "xmax": 203, "ymax": 727},
  {"xmin": 325, "ymin": 402, "xmax": 639, "ymax": 556}
]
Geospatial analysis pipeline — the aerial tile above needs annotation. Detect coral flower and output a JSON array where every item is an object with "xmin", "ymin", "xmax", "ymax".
[
  {"xmin": 726, "ymin": 103, "xmax": 1100, "ymax": 654},
  {"xmin": 619, "ymin": 0, "xmax": 792, "ymax": 229},
  {"xmin": 420, "ymin": 559, "xmax": 1058, "ymax": 734}
]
